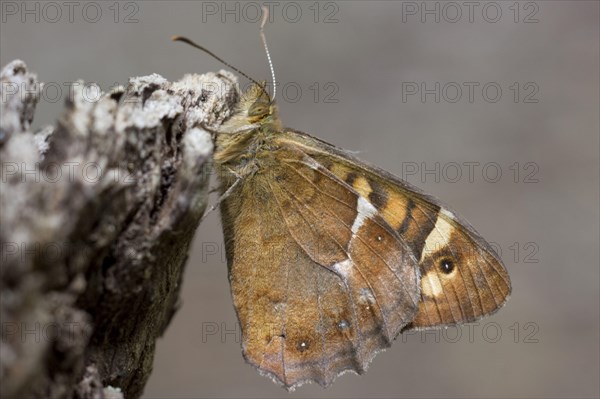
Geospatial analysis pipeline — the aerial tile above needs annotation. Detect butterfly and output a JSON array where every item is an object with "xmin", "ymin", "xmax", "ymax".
[{"xmin": 173, "ymin": 15, "xmax": 511, "ymax": 391}]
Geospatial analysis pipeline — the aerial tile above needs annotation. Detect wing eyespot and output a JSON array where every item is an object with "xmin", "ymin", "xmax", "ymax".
[
  {"xmin": 296, "ymin": 340, "xmax": 310, "ymax": 352},
  {"xmin": 337, "ymin": 319, "xmax": 350, "ymax": 330},
  {"xmin": 438, "ymin": 258, "xmax": 455, "ymax": 274}
]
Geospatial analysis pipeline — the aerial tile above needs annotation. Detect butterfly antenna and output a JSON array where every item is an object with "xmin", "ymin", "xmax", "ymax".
[
  {"xmin": 260, "ymin": 6, "xmax": 277, "ymax": 101},
  {"xmin": 171, "ymin": 35, "xmax": 268, "ymax": 99}
]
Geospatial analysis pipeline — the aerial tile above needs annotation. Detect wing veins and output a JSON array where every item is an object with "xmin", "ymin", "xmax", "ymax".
[
  {"xmin": 266, "ymin": 178, "xmax": 367, "ymax": 370},
  {"xmin": 284, "ymin": 157, "xmax": 419, "ymax": 311},
  {"xmin": 276, "ymin": 180, "xmax": 393, "ymax": 344},
  {"xmin": 415, "ymin": 201, "xmax": 471, "ymax": 321}
]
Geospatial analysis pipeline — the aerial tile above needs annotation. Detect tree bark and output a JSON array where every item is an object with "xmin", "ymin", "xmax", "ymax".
[{"xmin": 0, "ymin": 60, "xmax": 239, "ymax": 399}]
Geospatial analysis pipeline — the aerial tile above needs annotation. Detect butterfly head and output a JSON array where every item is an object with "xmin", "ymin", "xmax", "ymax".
[{"xmin": 243, "ymin": 81, "xmax": 281, "ymax": 129}]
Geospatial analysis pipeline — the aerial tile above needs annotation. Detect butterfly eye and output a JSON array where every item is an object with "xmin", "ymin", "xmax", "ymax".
[
  {"xmin": 248, "ymin": 104, "xmax": 268, "ymax": 117},
  {"xmin": 439, "ymin": 258, "xmax": 455, "ymax": 274}
]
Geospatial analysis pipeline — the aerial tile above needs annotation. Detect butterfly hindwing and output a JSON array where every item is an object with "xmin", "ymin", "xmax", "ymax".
[
  {"xmin": 279, "ymin": 130, "xmax": 512, "ymax": 330},
  {"xmin": 220, "ymin": 143, "xmax": 420, "ymax": 389}
]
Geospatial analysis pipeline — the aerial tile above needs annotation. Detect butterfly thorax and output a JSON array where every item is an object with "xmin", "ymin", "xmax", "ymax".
[{"xmin": 213, "ymin": 83, "xmax": 283, "ymax": 187}]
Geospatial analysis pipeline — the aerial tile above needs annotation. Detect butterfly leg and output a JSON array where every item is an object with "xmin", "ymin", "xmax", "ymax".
[{"xmin": 200, "ymin": 167, "xmax": 242, "ymax": 222}]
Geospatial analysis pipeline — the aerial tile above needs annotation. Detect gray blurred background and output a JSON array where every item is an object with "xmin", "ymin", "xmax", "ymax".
[{"xmin": 2, "ymin": 1, "xmax": 598, "ymax": 398}]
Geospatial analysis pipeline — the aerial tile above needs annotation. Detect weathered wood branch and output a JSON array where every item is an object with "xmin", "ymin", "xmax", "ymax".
[{"xmin": 0, "ymin": 60, "xmax": 239, "ymax": 399}]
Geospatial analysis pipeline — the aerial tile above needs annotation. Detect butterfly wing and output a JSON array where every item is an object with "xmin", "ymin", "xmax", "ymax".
[
  {"xmin": 278, "ymin": 130, "xmax": 511, "ymax": 330},
  {"xmin": 220, "ymin": 143, "xmax": 420, "ymax": 389}
]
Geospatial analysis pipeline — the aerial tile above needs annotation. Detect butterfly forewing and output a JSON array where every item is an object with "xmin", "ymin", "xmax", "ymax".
[{"xmin": 279, "ymin": 130, "xmax": 511, "ymax": 329}]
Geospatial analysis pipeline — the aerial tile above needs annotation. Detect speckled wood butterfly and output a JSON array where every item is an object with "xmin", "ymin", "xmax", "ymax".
[{"xmin": 173, "ymin": 12, "xmax": 510, "ymax": 391}]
